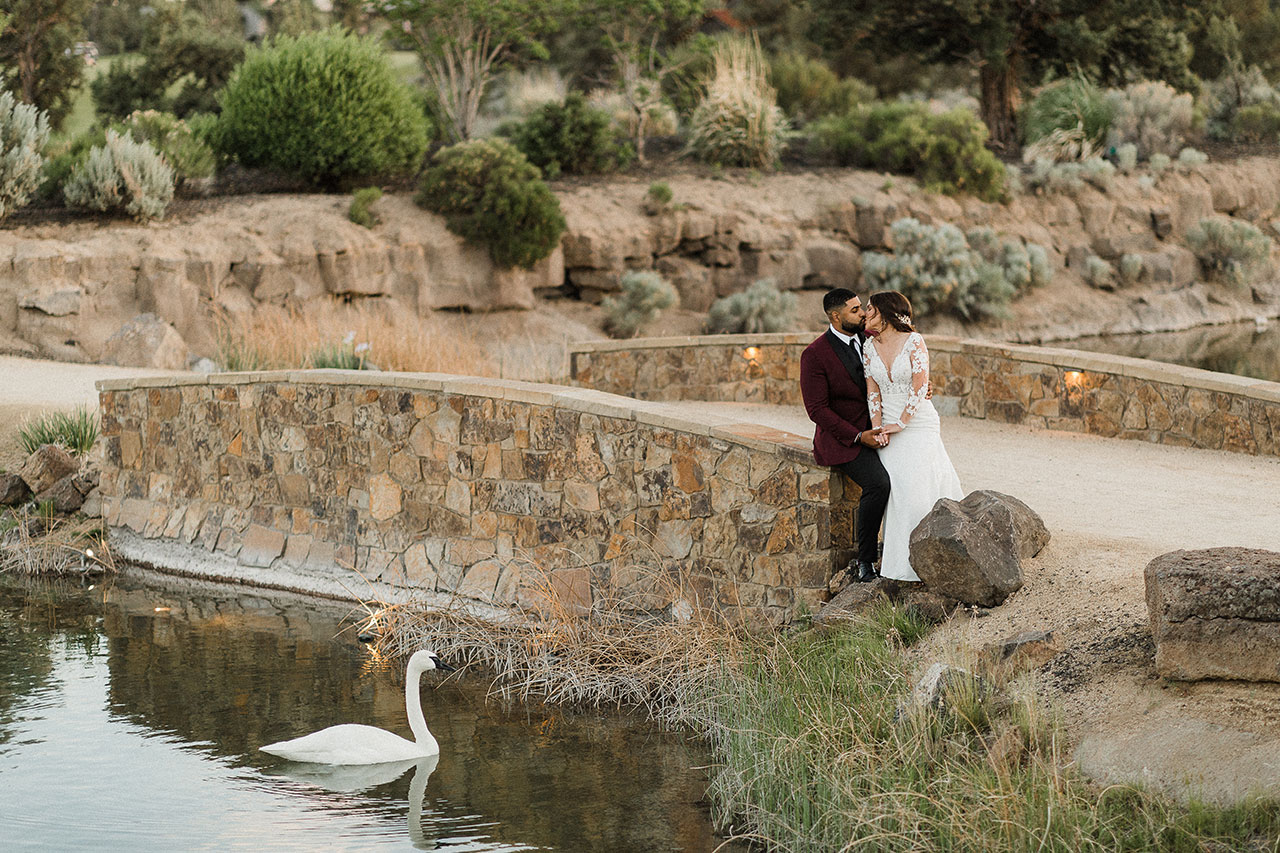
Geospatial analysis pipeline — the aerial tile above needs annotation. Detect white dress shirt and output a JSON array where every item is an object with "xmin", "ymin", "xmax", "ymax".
[{"xmin": 829, "ymin": 324, "xmax": 862, "ymax": 361}]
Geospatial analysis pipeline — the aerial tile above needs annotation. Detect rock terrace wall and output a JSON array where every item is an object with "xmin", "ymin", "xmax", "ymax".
[{"xmin": 97, "ymin": 372, "xmax": 856, "ymax": 624}]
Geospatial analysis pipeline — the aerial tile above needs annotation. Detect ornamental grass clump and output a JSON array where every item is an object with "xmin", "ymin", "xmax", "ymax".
[
  {"xmin": 1021, "ymin": 76, "xmax": 1113, "ymax": 151},
  {"xmin": 18, "ymin": 406, "xmax": 99, "ymax": 456},
  {"xmin": 1187, "ymin": 217, "xmax": 1273, "ymax": 289},
  {"xmin": 602, "ymin": 271, "xmax": 679, "ymax": 338},
  {"xmin": 705, "ymin": 278, "xmax": 797, "ymax": 334},
  {"xmin": 63, "ymin": 130, "xmax": 175, "ymax": 221},
  {"xmin": 417, "ymin": 138, "xmax": 566, "ymax": 269},
  {"xmin": 686, "ymin": 35, "xmax": 789, "ymax": 168},
  {"xmin": 215, "ymin": 28, "xmax": 429, "ymax": 186},
  {"xmin": 0, "ymin": 91, "xmax": 50, "ymax": 220}
]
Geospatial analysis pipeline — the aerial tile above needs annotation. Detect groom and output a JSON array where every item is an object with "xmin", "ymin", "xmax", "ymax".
[{"xmin": 799, "ymin": 288, "xmax": 889, "ymax": 583}]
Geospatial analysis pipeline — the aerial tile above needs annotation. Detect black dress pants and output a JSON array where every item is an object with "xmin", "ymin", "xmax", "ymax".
[{"xmin": 834, "ymin": 450, "xmax": 890, "ymax": 565}]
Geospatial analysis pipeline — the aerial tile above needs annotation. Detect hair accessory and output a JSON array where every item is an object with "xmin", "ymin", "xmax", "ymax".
[{"xmin": 895, "ymin": 313, "xmax": 910, "ymax": 326}]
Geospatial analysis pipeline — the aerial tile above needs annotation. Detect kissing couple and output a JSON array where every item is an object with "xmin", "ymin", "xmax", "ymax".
[{"xmin": 800, "ymin": 288, "xmax": 964, "ymax": 584}]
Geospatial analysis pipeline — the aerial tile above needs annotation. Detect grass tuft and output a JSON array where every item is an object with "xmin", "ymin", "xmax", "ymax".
[{"xmin": 18, "ymin": 406, "xmax": 99, "ymax": 456}]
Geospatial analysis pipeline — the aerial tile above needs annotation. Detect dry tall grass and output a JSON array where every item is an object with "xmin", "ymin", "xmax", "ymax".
[
  {"xmin": 0, "ymin": 508, "xmax": 113, "ymax": 575},
  {"xmin": 214, "ymin": 301, "xmax": 501, "ymax": 376}
]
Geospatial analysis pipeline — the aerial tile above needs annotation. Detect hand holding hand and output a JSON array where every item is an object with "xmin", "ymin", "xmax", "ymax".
[
  {"xmin": 880, "ymin": 423, "xmax": 903, "ymax": 436},
  {"xmin": 858, "ymin": 427, "xmax": 885, "ymax": 448}
]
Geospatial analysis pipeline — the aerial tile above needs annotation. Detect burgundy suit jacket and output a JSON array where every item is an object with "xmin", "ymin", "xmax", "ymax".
[{"xmin": 800, "ymin": 330, "xmax": 870, "ymax": 467}]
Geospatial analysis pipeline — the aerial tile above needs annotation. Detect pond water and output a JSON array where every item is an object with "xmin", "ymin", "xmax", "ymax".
[
  {"xmin": 0, "ymin": 571, "xmax": 740, "ymax": 852},
  {"xmin": 1064, "ymin": 320, "xmax": 1280, "ymax": 383}
]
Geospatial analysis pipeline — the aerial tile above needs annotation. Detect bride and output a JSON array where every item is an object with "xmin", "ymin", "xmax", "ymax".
[{"xmin": 861, "ymin": 290, "xmax": 963, "ymax": 582}]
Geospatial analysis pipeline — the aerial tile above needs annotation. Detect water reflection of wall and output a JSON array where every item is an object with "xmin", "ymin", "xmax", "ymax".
[
  {"xmin": 1069, "ymin": 322, "xmax": 1280, "ymax": 383},
  {"xmin": 87, "ymin": 575, "xmax": 729, "ymax": 852}
]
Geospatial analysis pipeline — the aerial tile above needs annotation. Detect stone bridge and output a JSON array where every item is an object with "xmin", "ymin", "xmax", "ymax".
[{"xmin": 98, "ymin": 371, "xmax": 854, "ymax": 624}]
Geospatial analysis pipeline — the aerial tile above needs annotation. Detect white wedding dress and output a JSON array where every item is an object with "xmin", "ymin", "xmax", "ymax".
[{"xmin": 863, "ymin": 332, "xmax": 963, "ymax": 582}]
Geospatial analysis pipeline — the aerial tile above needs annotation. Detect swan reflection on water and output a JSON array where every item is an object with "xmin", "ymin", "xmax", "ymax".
[{"xmin": 266, "ymin": 755, "xmax": 442, "ymax": 850}]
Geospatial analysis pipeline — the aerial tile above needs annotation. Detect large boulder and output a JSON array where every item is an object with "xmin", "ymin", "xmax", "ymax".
[
  {"xmin": 19, "ymin": 444, "xmax": 79, "ymax": 495},
  {"xmin": 1145, "ymin": 548, "xmax": 1280, "ymax": 682},
  {"xmin": 100, "ymin": 313, "xmax": 189, "ymax": 370},
  {"xmin": 909, "ymin": 490, "xmax": 1049, "ymax": 607}
]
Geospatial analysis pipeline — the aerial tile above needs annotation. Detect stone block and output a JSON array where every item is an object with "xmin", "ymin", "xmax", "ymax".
[
  {"xmin": 239, "ymin": 524, "xmax": 286, "ymax": 567},
  {"xmin": 100, "ymin": 313, "xmax": 189, "ymax": 370},
  {"xmin": 1145, "ymin": 547, "xmax": 1280, "ymax": 682},
  {"xmin": 0, "ymin": 472, "xmax": 31, "ymax": 506}
]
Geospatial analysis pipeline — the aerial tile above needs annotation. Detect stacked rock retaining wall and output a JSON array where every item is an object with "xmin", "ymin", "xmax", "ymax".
[
  {"xmin": 570, "ymin": 335, "xmax": 1280, "ymax": 457},
  {"xmin": 97, "ymin": 372, "xmax": 857, "ymax": 624}
]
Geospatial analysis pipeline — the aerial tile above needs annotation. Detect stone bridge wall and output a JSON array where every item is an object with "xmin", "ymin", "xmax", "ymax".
[
  {"xmin": 570, "ymin": 334, "xmax": 1280, "ymax": 457},
  {"xmin": 97, "ymin": 372, "xmax": 855, "ymax": 624}
]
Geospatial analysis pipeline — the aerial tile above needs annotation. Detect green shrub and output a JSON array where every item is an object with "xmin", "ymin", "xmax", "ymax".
[
  {"xmin": 1105, "ymin": 80, "xmax": 1195, "ymax": 160},
  {"xmin": 1229, "ymin": 102, "xmax": 1280, "ymax": 142},
  {"xmin": 1021, "ymin": 77, "xmax": 1113, "ymax": 147},
  {"xmin": 63, "ymin": 130, "xmax": 175, "ymax": 222},
  {"xmin": 417, "ymin": 138, "xmax": 566, "ymax": 269},
  {"xmin": 644, "ymin": 181, "xmax": 672, "ymax": 215},
  {"xmin": 602, "ymin": 271, "xmax": 679, "ymax": 338},
  {"xmin": 1083, "ymin": 255, "xmax": 1115, "ymax": 290},
  {"xmin": 19, "ymin": 406, "xmax": 99, "ymax": 456},
  {"xmin": 0, "ymin": 91, "xmax": 50, "ymax": 220},
  {"xmin": 768, "ymin": 52, "xmax": 873, "ymax": 124},
  {"xmin": 706, "ymin": 278, "xmax": 797, "ymax": 334},
  {"xmin": 348, "ymin": 186, "xmax": 382, "ymax": 228},
  {"xmin": 686, "ymin": 37, "xmax": 789, "ymax": 168},
  {"xmin": 117, "ymin": 110, "xmax": 216, "ymax": 183},
  {"xmin": 1187, "ymin": 217, "xmax": 1273, "ymax": 288},
  {"xmin": 1204, "ymin": 65, "xmax": 1280, "ymax": 141},
  {"xmin": 38, "ymin": 128, "xmax": 105, "ymax": 200},
  {"xmin": 1118, "ymin": 253, "xmax": 1144, "ymax": 286},
  {"xmin": 216, "ymin": 28, "xmax": 430, "ymax": 186},
  {"xmin": 864, "ymin": 219, "xmax": 1042, "ymax": 320},
  {"xmin": 506, "ymin": 94, "xmax": 633, "ymax": 179},
  {"xmin": 811, "ymin": 102, "xmax": 1005, "ymax": 201}
]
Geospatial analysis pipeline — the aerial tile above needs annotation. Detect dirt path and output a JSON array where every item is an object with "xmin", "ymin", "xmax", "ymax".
[
  {"xmin": 0, "ymin": 356, "xmax": 183, "ymax": 472},
  {"xmin": 705, "ymin": 402, "xmax": 1280, "ymax": 803}
]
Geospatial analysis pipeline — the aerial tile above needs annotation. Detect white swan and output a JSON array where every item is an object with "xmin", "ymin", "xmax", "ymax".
[{"xmin": 260, "ymin": 650, "xmax": 454, "ymax": 764}]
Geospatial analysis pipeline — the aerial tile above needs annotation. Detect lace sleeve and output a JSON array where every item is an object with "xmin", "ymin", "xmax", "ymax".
[
  {"xmin": 892, "ymin": 334, "xmax": 929, "ymax": 428},
  {"xmin": 863, "ymin": 345, "xmax": 882, "ymax": 426}
]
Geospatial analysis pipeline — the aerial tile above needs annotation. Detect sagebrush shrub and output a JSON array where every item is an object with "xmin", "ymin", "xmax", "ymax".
[
  {"xmin": 1187, "ymin": 217, "xmax": 1272, "ymax": 288},
  {"xmin": 1106, "ymin": 81, "xmax": 1195, "ymax": 160},
  {"xmin": 1118, "ymin": 253, "xmax": 1144, "ymax": 286},
  {"xmin": 686, "ymin": 37, "xmax": 789, "ymax": 168},
  {"xmin": 602, "ymin": 271, "xmax": 679, "ymax": 338},
  {"xmin": 811, "ymin": 102, "xmax": 1005, "ymax": 201},
  {"xmin": 0, "ymin": 91, "xmax": 50, "ymax": 220},
  {"xmin": 1083, "ymin": 255, "xmax": 1115, "ymax": 290},
  {"xmin": 705, "ymin": 278, "xmax": 797, "ymax": 334},
  {"xmin": 1021, "ymin": 77, "xmax": 1113, "ymax": 148},
  {"xmin": 864, "ymin": 219, "xmax": 1046, "ymax": 320},
  {"xmin": 63, "ymin": 130, "xmax": 175, "ymax": 221},
  {"xmin": 216, "ymin": 28, "xmax": 429, "ymax": 185},
  {"xmin": 118, "ymin": 110, "xmax": 215, "ymax": 183},
  {"xmin": 768, "ymin": 52, "xmax": 872, "ymax": 124},
  {"xmin": 417, "ymin": 138, "xmax": 566, "ymax": 269},
  {"xmin": 506, "ymin": 94, "xmax": 632, "ymax": 178}
]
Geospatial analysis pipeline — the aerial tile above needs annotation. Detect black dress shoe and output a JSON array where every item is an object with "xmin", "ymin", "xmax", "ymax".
[{"xmin": 855, "ymin": 560, "xmax": 878, "ymax": 583}]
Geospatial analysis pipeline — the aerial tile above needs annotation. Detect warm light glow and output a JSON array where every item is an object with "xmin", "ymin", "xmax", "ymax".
[
  {"xmin": 154, "ymin": 606, "xmax": 171, "ymax": 613},
  {"xmin": 743, "ymin": 346, "xmax": 760, "ymax": 361},
  {"xmin": 1064, "ymin": 370, "xmax": 1083, "ymax": 385}
]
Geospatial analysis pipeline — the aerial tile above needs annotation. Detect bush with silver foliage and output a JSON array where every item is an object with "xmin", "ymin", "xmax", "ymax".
[
  {"xmin": 602, "ymin": 271, "xmax": 679, "ymax": 339},
  {"xmin": 1186, "ymin": 217, "xmax": 1272, "ymax": 289},
  {"xmin": 0, "ymin": 91, "xmax": 51, "ymax": 220},
  {"xmin": 706, "ymin": 278, "xmax": 797, "ymax": 334},
  {"xmin": 864, "ymin": 219, "xmax": 1049, "ymax": 321},
  {"xmin": 63, "ymin": 130, "xmax": 175, "ymax": 222}
]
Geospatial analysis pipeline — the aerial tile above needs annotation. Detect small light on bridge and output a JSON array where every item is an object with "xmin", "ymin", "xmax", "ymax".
[
  {"xmin": 1064, "ymin": 370, "xmax": 1083, "ymax": 386},
  {"xmin": 154, "ymin": 606, "xmax": 171, "ymax": 613},
  {"xmin": 743, "ymin": 346, "xmax": 760, "ymax": 363}
]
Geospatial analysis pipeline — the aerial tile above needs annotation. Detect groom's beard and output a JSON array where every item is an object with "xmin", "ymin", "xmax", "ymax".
[{"xmin": 840, "ymin": 320, "xmax": 863, "ymax": 336}]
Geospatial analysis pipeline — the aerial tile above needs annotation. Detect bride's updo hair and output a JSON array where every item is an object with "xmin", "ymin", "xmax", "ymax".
[{"xmin": 869, "ymin": 290, "xmax": 914, "ymax": 332}]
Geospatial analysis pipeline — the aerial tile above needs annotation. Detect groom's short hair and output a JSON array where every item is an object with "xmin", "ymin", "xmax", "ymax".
[{"xmin": 823, "ymin": 288, "xmax": 857, "ymax": 315}]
